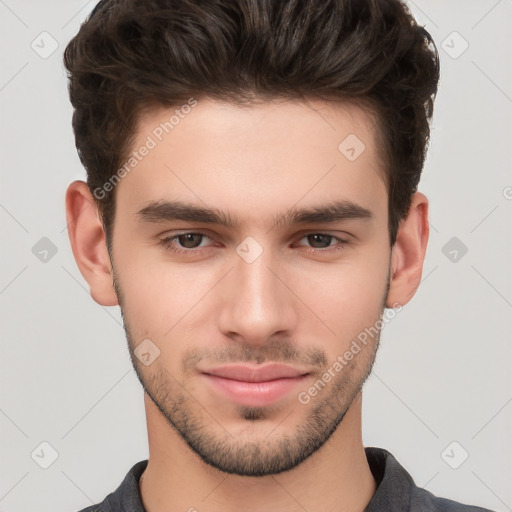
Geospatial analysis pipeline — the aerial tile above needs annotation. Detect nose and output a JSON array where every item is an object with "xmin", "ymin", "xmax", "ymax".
[{"xmin": 216, "ymin": 246, "xmax": 299, "ymax": 347}]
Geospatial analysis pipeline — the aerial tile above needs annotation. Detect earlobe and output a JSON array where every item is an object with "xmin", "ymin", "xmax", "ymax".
[
  {"xmin": 65, "ymin": 180, "xmax": 119, "ymax": 306},
  {"xmin": 385, "ymin": 192, "xmax": 429, "ymax": 308}
]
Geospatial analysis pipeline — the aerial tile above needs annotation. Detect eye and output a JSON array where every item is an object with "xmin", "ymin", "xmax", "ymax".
[
  {"xmin": 158, "ymin": 231, "xmax": 212, "ymax": 254},
  {"xmin": 295, "ymin": 233, "xmax": 349, "ymax": 253}
]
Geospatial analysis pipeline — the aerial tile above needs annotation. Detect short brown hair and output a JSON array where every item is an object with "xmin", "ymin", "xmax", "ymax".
[{"xmin": 64, "ymin": 0, "xmax": 440, "ymax": 249}]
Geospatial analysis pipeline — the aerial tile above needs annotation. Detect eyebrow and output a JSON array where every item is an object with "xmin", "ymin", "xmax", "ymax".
[{"xmin": 135, "ymin": 199, "xmax": 374, "ymax": 228}]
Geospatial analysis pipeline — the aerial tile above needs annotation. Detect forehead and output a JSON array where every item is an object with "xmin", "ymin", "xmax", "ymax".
[{"xmin": 115, "ymin": 97, "xmax": 388, "ymax": 226}]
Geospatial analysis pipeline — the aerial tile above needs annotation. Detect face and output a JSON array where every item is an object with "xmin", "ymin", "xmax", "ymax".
[{"xmin": 110, "ymin": 98, "xmax": 391, "ymax": 476}]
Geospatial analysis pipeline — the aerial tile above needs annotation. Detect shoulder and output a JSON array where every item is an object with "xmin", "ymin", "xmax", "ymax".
[
  {"xmin": 411, "ymin": 485, "xmax": 495, "ymax": 512},
  {"xmin": 364, "ymin": 447, "xmax": 495, "ymax": 512},
  {"xmin": 71, "ymin": 460, "xmax": 148, "ymax": 512}
]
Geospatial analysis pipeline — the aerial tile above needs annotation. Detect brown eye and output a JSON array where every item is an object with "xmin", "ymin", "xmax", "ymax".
[
  {"xmin": 159, "ymin": 232, "xmax": 212, "ymax": 253},
  {"xmin": 295, "ymin": 233, "xmax": 350, "ymax": 254},
  {"xmin": 176, "ymin": 233, "xmax": 204, "ymax": 248},
  {"xmin": 305, "ymin": 234, "xmax": 335, "ymax": 248}
]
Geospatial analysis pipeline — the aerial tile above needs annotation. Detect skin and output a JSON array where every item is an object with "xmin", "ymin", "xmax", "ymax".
[{"xmin": 66, "ymin": 98, "xmax": 429, "ymax": 512}]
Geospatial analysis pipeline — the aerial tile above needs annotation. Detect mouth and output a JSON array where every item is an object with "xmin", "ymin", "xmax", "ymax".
[{"xmin": 200, "ymin": 363, "xmax": 311, "ymax": 407}]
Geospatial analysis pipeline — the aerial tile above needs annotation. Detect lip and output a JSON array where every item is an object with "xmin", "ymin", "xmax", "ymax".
[
  {"xmin": 201, "ymin": 364, "xmax": 310, "ymax": 407},
  {"xmin": 202, "ymin": 363, "xmax": 309, "ymax": 382}
]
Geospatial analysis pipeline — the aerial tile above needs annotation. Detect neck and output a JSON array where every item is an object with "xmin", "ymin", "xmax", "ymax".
[{"xmin": 139, "ymin": 392, "xmax": 376, "ymax": 512}]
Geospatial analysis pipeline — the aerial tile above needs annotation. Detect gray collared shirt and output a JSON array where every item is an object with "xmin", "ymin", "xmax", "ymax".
[{"xmin": 74, "ymin": 447, "xmax": 494, "ymax": 511}]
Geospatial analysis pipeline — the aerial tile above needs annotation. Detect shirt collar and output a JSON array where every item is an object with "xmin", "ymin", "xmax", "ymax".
[{"xmin": 93, "ymin": 447, "xmax": 414, "ymax": 511}]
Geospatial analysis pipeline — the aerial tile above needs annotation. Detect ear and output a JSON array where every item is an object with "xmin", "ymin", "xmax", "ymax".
[
  {"xmin": 386, "ymin": 192, "xmax": 429, "ymax": 308},
  {"xmin": 65, "ymin": 180, "xmax": 119, "ymax": 306}
]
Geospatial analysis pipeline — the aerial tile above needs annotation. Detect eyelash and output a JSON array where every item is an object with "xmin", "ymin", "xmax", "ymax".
[{"xmin": 158, "ymin": 231, "xmax": 350, "ymax": 255}]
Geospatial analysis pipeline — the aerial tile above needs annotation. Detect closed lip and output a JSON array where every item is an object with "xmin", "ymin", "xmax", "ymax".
[{"xmin": 201, "ymin": 363, "xmax": 310, "ymax": 382}]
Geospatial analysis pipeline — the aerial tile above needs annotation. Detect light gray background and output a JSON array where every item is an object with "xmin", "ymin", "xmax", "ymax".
[{"xmin": 1, "ymin": 1, "xmax": 511, "ymax": 511}]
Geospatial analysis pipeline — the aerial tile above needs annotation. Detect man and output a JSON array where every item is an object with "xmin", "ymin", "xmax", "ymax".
[{"xmin": 64, "ymin": 0, "xmax": 493, "ymax": 510}]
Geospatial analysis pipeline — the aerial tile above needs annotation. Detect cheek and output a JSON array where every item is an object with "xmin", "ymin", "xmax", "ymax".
[
  {"xmin": 291, "ymin": 247, "xmax": 389, "ymax": 351},
  {"xmin": 112, "ymin": 236, "xmax": 193, "ymax": 337},
  {"xmin": 114, "ymin": 247, "xmax": 228, "ymax": 352}
]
